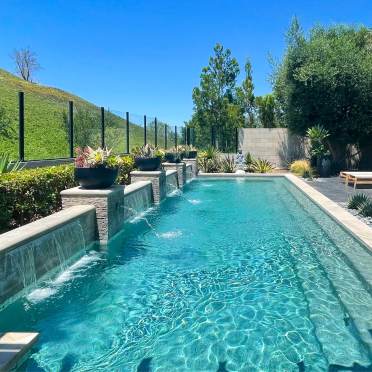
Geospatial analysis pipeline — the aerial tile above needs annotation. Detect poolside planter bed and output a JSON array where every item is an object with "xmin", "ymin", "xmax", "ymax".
[
  {"xmin": 134, "ymin": 157, "xmax": 161, "ymax": 171},
  {"xmin": 75, "ymin": 167, "xmax": 118, "ymax": 189}
]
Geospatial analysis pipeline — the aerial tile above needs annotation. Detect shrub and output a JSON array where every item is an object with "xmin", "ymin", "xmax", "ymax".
[
  {"xmin": 347, "ymin": 193, "xmax": 370, "ymax": 210},
  {"xmin": 197, "ymin": 147, "xmax": 220, "ymax": 173},
  {"xmin": 251, "ymin": 159, "xmax": 274, "ymax": 173},
  {"xmin": 290, "ymin": 160, "xmax": 312, "ymax": 177},
  {"xmin": 0, "ymin": 165, "xmax": 76, "ymax": 232},
  {"xmin": 359, "ymin": 200, "xmax": 372, "ymax": 218},
  {"xmin": 117, "ymin": 155, "xmax": 135, "ymax": 185},
  {"xmin": 245, "ymin": 152, "xmax": 255, "ymax": 172},
  {"xmin": 218, "ymin": 155, "xmax": 236, "ymax": 173}
]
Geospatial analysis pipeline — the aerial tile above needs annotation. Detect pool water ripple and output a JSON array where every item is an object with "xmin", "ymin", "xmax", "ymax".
[{"xmin": 1, "ymin": 178, "xmax": 372, "ymax": 371}]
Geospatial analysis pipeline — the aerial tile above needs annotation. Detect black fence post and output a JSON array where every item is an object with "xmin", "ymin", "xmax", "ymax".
[
  {"xmin": 235, "ymin": 127, "xmax": 239, "ymax": 153},
  {"xmin": 101, "ymin": 107, "xmax": 105, "ymax": 148},
  {"xmin": 154, "ymin": 117, "xmax": 158, "ymax": 147},
  {"xmin": 211, "ymin": 126, "xmax": 216, "ymax": 148},
  {"xmin": 187, "ymin": 127, "xmax": 191, "ymax": 146},
  {"xmin": 175, "ymin": 126, "xmax": 178, "ymax": 148},
  {"xmin": 164, "ymin": 125, "xmax": 168, "ymax": 149},
  {"xmin": 18, "ymin": 92, "xmax": 25, "ymax": 161},
  {"xmin": 69, "ymin": 101, "xmax": 74, "ymax": 158},
  {"xmin": 144, "ymin": 115, "xmax": 147, "ymax": 145},
  {"xmin": 126, "ymin": 112, "xmax": 130, "ymax": 153}
]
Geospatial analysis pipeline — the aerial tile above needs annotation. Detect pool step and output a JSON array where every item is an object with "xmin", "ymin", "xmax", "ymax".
[
  {"xmin": 285, "ymin": 234, "xmax": 371, "ymax": 367},
  {"xmin": 280, "ymin": 184, "xmax": 372, "ymax": 357}
]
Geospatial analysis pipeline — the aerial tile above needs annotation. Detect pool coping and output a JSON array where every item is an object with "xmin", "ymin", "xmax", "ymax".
[
  {"xmin": 0, "ymin": 332, "xmax": 39, "ymax": 371},
  {"xmin": 285, "ymin": 174, "xmax": 372, "ymax": 252},
  {"xmin": 199, "ymin": 172, "xmax": 372, "ymax": 251}
]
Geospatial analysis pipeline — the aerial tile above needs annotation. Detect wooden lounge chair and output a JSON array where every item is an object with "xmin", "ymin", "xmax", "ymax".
[{"xmin": 340, "ymin": 171, "xmax": 372, "ymax": 189}]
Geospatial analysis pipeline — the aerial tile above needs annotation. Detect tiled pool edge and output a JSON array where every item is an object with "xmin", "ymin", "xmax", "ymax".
[{"xmin": 285, "ymin": 174, "xmax": 372, "ymax": 251}]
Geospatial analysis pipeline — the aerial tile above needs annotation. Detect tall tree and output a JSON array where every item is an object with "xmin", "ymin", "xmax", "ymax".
[
  {"xmin": 255, "ymin": 94, "xmax": 276, "ymax": 128},
  {"xmin": 190, "ymin": 43, "xmax": 243, "ymax": 151},
  {"xmin": 12, "ymin": 48, "xmax": 41, "ymax": 82},
  {"xmin": 237, "ymin": 60, "xmax": 255, "ymax": 127},
  {"xmin": 273, "ymin": 18, "xmax": 372, "ymax": 168}
]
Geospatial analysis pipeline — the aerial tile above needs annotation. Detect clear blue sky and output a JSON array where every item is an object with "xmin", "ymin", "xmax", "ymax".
[{"xmin": 0, "ymin": 0, "xmax": 370, "ymax": 125}]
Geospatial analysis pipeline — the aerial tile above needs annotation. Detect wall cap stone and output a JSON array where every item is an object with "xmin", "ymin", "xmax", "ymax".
[
  {"xmin": 61, "ymin": 185, "xmax": 124, "ymax": 197},
  {"xmin": 0, "ymin": 332, "xmax": 39, "ymax": 371},
  {"xmin": 0, "ymin": 205, "xmax": 95, "ymax": 255}
]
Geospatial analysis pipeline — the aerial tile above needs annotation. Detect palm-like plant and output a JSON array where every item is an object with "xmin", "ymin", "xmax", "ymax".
[
  {"xmin": 306, "ymin": 125, "xmax": 330, "ymax": 158},
  {"xmin": 0, "ymin": 152, "xmax": 23, "ymax": 174},
  {"xmin": 251, "ymin": 158, "xmax": 274, "ymax": 173},
  {"xmin": 219, "ymin": 155, "xmax": 236, "ymax": 173}
]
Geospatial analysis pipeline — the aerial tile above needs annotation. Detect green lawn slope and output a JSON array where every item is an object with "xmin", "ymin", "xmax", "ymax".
[{"xmin": 0, "ymin": 68, "xmax": 162, "ymax": 160}]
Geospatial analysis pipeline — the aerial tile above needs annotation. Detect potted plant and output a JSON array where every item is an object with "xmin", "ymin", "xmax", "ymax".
[
  {"xmin": 74, "ymin": 147, "xmax": 122, "ymax": 189},
  {"xmin": 182, "ymin": 145, "xmax": 198, "ymax": 159},
  {"xmin": 307, "ymin": 125, "xmax": 332, "ymax": 177},
  {"xmin": 164, "ymin": 147, "xmax": 182, "ymax": 163},
  {"xmin": 132, "ymin": 144, "xmax": 162, "ymax": 171}
]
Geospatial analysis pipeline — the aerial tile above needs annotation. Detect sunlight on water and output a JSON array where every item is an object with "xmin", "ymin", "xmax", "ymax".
[{"xmin": 159, "ymin": 230, "xmax": 183, "ymax": 239}]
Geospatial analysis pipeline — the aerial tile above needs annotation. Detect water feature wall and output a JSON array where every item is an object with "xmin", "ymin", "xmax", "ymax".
[
  {"xmin": 166, "ymin": 170, "xmax": 179, "ymax": 193},
  {"xmin": 0, "ymin": 206, "xmax": 96, "ymax": 307},
  {"xmin": 123, "ymin": 181, "xmax": 153, "ymax": 221},
  {"xmin": 185, "ymin": 164, "xmax": 193, "ymax": 181}
]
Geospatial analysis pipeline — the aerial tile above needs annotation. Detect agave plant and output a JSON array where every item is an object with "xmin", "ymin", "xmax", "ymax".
[
  {"xmin": 0, "ymin": 152, "xmax": 23, "ymax": 174},
  {"xmin": 306, "ymin": 125, "xmax": 330, "ymax": 158},
  {"xmin": 359, "ymin": 200, "xmax": 372, "ymax": 218},
  {"xmin": 219, "ymin": 155, "xmax": 236, "ymax": 173},
  {"xmin": 347, "ymin": 193, "xmax": 370, "ymax": 210},
  {"xmin": 251, "ymin": 158, "xmax": 274, "ymax": 173},
  {"xmin": 202, "ymin": 146, "xmax": 220, "ymax": 160}
]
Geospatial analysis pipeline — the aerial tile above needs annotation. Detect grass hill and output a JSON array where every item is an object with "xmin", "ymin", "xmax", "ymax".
[{"xmin": 0, "ymin": 68, "xmax": 171, "ymax": 160}]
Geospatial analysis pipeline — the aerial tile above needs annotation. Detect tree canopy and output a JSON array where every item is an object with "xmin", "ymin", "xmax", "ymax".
[
  {"xmin": 273, "ymin": 19, "xmax": 372, "ymax": 165},
  {"xmin": 188, "ymin": 44, "xmax": 281, "ymax": 150}
]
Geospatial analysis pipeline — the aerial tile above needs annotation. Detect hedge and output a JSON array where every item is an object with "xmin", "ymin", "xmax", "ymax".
[
  {"xmin": 0, "ymin": 156, "xmax": 135, "ymax": 233},
  {"xmin": 0, "ymin": 165, "xmax": 76, "ymax": 232}
]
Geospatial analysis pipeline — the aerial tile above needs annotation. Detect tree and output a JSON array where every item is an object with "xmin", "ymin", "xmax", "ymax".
[
  {"xmin": 273, "ymin": 18, "xmax": 372, "ymax": 168},
  {"xmin": 237, "ymin": 60, "xmax": 255, "ymax": 127},
  {"xmin": 12, "ymin": 48, "xmax": 41, "ymax": 82},
  {"xmin": 190, "ymin": 43, "xmax": 244, "ymax": 151},
  {"xmin": 255, "ymin": 94, "xmax": 276, "ymax": 128}
]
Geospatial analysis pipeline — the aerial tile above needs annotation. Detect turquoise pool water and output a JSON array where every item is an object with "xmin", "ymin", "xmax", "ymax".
[{"xmin": 1, "ymin": 177, "xmax": 372, "ymax": 371}]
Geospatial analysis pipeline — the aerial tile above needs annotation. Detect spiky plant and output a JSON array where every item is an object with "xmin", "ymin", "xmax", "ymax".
[
  {"xmin": 219, "ymin": 155, "xmax": 236, "ymax": 173},
  {"xmin": 347, "ymin": 193, "xmax": 370, "ymax": 210},
  {"xmin": 251, "ymin": 158, "xmax": 274, "ymax": 173},
  {"xmin": 0, "ymin": 152, "xmax": 23, "ymax": 174},
  {"xmin": 359, "ymin": 200, "xmax": 372, "ymax": 218},
  {"xmin": 244, "ymin": 152, "xmax": 255, "ymax": 172}
]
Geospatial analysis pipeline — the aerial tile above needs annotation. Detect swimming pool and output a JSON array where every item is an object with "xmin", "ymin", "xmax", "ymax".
[{"xmin": 2, "ymin": 177, "xmax": 372, "ymax": 371}]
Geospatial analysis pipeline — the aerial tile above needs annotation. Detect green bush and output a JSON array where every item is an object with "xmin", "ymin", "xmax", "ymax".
[
  {"xmin": 347, "ymin": 193, "xmax": 370, "ymax": 210},
  {"xmin": 359, "ymin": 200, "xmax": 372, "ymax": 218},
  {"xmin": 117, "ymin": 155, "xmax": 135, "ymax": 185},
  {"xmin": 0, "ymin": 165, "xmax": 76, "ymax": 232},
  {"xmin": 0, "ymin": 158, "xmax": 136, "ymax": 232}
]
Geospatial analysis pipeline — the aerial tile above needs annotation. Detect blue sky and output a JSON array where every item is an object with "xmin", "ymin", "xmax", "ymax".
[{"xmin": 0, "ymin": 0, "xmax": 370, "ymax": 125}]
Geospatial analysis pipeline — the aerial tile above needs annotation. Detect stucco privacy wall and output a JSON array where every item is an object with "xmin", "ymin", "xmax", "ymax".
[{"xmin": 238, "ymin": 128, "xmax": 307, "ymax": 167}]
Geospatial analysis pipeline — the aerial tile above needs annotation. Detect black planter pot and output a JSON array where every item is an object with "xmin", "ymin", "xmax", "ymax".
[
  {"xmin": 135, "ymin": 157, "xmax": 161, "ymax": 171},
  {"xmin": 316, "ymin": 157, "xmax": 332, "ymax": 177},
  {"xmin": 184, "ymin": 151, "xmax": 197, "ymax": 159},
  {"xmin": 164, "ymin": 153, "xmax": 181, "ymax": 163},
  {"xmin": 75, "ymin": 167, "xmax": 118, "ymax": 189}
]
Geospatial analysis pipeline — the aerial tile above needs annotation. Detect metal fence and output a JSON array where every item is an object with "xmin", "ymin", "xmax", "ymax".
[{"xmin": 2, "ymin": 91, "xmax": 196, "ymax": 161}]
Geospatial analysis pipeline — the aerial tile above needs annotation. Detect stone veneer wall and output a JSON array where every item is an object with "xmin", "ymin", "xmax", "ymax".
[{"xmin": 0, "ymin": 206, "xmax": 96, "ymax": 307}]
